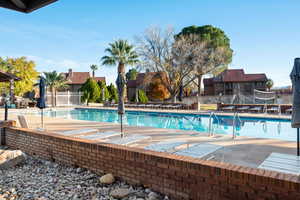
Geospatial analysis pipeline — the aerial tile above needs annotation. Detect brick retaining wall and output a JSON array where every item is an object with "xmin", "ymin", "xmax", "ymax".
[{"xmin": 3, "ymin": 127, "xmax": 300, "ymax": 200}]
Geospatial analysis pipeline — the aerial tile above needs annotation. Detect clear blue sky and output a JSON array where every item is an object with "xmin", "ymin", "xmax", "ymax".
[{"xmin": 1, "ymin": 0, "xmax": 300, "ymax": 86}]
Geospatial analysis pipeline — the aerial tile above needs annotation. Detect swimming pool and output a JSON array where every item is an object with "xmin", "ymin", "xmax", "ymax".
[{"xmin": 38, "ymin": 108, "xmax": 295, "ymax": 141}]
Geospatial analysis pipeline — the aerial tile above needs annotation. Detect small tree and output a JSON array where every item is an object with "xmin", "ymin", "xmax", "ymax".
[
  {"xmin": 266, "ymin": 79, "xmax": 274, "ymax": 91},
  {"xmin": 107, "ymin": 83, "xmax": 118, "ymax": 103},
  {"xmin": 126, "ymin": 68, "xmax": 138, "ymax": 81},
  {"xmin": 80, "ymin": 78, "xmax": 101, "ymax": 106},
  {"xmin": 97, "ymin": 81, "xmax": 110, "ymax": 103},
  {"xmin": 138, "ymin": 89, "xmax": 148, "ymax": 103}
]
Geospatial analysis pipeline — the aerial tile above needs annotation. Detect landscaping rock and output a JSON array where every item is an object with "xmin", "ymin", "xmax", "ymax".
[
  {"xmin": 110, "ymin": 188, "xmax": 131, "ymax": 199},
  {"xmin": 148, "ymin": 192, "xmax": 160, "ymax": 200},
  {"xmin": 0, "ymin": 150, "xmax": 26, "ymax": 170},
  {"xmin": 0, "ymin": 151, "xmax": 164, "ymax": 200},
  {"xmin": 99, "ymin": 173, "xmax": 115, "ymax": 184}
]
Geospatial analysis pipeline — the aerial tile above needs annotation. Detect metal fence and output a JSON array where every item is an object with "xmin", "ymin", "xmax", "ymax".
[{"xmin": 46, "ymin": 91, "xmax": 83, "ymax": 106}]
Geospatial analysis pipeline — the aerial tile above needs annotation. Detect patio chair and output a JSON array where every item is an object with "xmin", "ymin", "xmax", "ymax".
[
  {"xmin": 258, "ymin": 152, "xmax": 300, "ymax": 175},
  {"xmin": 174, "ymin": 143, "xmax": 223, "ymax": 159},
  {"xmin": 236, "ymin": 106, "xmax": 250, "ymax": 112},
  {"xmin": 18, "ymin": 115, "xmax": 29, "ymax": 128},
  {"xmin": 267, "ymin": 106, "xmax": 279, "ymax": 113},
  {"xmin": 285, "ymin": 108, "xmax": 292, "ymax": 114},
  {"xmin": 17, "ymin": 115, "xmax": 99, "ymax": 136},
  {"xmin": 249, "ymin": 106, "xmax": 263, "ymax": 113},
  {"xmin": 76, "ymin": 131, "xmax": 121, "ymax": 140},
  {"xmin": 153, "ymin": 104, "xmax": 161, "ymax": 109},
  {"xmin": 107, "ymin": 134, "xmax": 150, "ymax": 145},
  {"xmin": 145, "ymin": 141, "xmax": 186, "ymax": 152},
  {"xmin": 221, "ymin": 105, "xmax": 235, "ymax": 112}
]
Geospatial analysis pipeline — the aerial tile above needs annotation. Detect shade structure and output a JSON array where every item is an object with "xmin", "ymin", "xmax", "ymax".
[
  {"xmin": 0, "ymin": 0, "xmax": 57, "ymax": 13},
  {"xmin": 37, "ymin": 77, "xmax": 46, "ymax": 128},
  {"xmin": 116, "ymin": 72, "xmax": 126, "ymax": 137},
  {"xmin": 290, "ymin": 58, "xmax": 300, "ymax": 156}
]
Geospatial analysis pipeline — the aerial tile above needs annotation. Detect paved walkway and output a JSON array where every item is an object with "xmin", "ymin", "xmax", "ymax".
[{"xmin": 0, "ymin": 107, "xmax": 296, "ymax": 170}]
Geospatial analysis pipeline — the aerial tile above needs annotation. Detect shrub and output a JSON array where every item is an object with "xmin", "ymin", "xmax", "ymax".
[
  {"xmin": 80, "ymin": 78, "xmax": 101, "ymax": 105},
  {"xmin": 107, "ymin": 83, "xmax": 118, "ymax": 103},
  {"xmin": 138, "ymin": 89, "xmax": 148, "ymax": 103}
]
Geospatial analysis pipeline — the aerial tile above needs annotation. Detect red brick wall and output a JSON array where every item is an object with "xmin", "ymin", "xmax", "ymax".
[{"xmin": 4, "ymin": 127, "xmax": 300, "ymax": 200}]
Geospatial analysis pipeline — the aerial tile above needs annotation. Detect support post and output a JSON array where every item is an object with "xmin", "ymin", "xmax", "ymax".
[
  {"xmin": 297, "ymin": 128, "xmax": 300, "ymax": 156},
  {"xmin": 120, "ymin": 114, "xmax": 123, "ymax": 138}
]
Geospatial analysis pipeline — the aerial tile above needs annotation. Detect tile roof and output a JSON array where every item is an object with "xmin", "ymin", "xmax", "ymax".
[
  {"xmin": 204, "ymin": 69, "xmax": 267, "ymax": 84},
  {"xmin": 62, "ymin": 71, "xmax": 105, "ymax": 85}
]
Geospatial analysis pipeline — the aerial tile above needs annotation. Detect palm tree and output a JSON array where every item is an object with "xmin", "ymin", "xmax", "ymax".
[
  {"xmin": 101, "ymin": 40, "xmax": 139, "ymax": 116},
  {"xmin": 266, "ymin": 79, "xmax": 274, "ymax": 91},
  {"xmin": 90, "ymin": 64, "xmax": 99, "ymax": 78},
  {"xmin": 43, "ymin": 71, "xmax": 68, "ymax": 107}
]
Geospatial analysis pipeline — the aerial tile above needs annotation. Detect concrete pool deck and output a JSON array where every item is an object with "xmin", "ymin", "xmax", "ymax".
[{"xmin": 1, "ymin": 107, "xmax": 297, "ymax": 171}]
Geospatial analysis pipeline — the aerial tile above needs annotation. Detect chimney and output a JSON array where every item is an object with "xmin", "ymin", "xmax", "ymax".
[{"xmin": 68, "ymin": 68, "xmax": 73, "ymax": 77}]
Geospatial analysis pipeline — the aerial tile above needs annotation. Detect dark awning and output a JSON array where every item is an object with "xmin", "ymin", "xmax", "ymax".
[
  {"xmin": 0, "ymin": 0, "xmax": 57, "ymax": 13},
  {"xmin": 0, "ymin": 70, "xmax": 21, "ymax": 82}
]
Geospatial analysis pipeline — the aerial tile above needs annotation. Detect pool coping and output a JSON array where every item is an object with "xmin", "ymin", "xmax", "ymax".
[{"xmin": 75, "ymin": 106, "xmax": 292, "ymax": 121}]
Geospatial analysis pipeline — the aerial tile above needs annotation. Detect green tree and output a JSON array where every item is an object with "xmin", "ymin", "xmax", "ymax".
[
  {"xmin": 97, "ymin": 81, "xmax": 110, "ymax": 103},
  {"xmin": 126, "ymin": 68, "xmax": 138, "ymax": 82},
  {"xmin": 90, "ymin": 64, "xmax": 99, "ymax": 78},
  {"xmin": 266, "ymin": 79, "xmax": 274, "ymax": 91},
  {"xmin": 43, "ymin": 71, "xmax": 68, "ymax": 107},
  {"xmin": 101, "ymin": 40, "xmax": 139, "ymax": 114},
  {"xmin": 107, "ymin": 83, "xmax": 118, "ymax": 103},
  {"xmin": 80, "ymin": 78, "xmax": 101, "ymax": 106},
  {"xmin": 138, "ymin": 89, "xmax": 148, "ymax": 103},
  {"xmin": 0, "ymin": 57, "xmax": 39, "ymax": 97},
  {"xmin": 176, "ymin": 25, "xmax": 233, "ymax": 97}
]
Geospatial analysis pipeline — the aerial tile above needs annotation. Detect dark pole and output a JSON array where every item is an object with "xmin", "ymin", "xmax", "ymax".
[
  {"xmin": 297, "ymin": 128, "xmax": 300, "ymax": 156},
  {"xmin": 120, "ymin": 114, "xmax": 123, "ymax": 138},
  {"xmin": 41, "ymin": 109, "xmax": 44, "ymax": 128},
  {"xmin": 4, "ymin": 101, "xmax": 8, "ymax": 121}
]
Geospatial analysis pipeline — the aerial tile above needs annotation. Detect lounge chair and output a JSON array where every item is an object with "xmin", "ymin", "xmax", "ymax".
[
  {"xmin": 249, "ymin": 106, "xmax": 263, "ymax": 113},
  {"xmin": 60, "ymin": 128, "xmax": 99, "ymax": 136},
  {"xmin": 152, "ymin": 104, "xmax": 161, "ymax": 109},
  {"xmin": 17, "ymin": 115, "xmax": 99, "ymax": 136},
  {"xmin": 18, "ymin": 115, "xmax": 29, "ymax": 128},
  {"xmin": 258, "ymin": 152, "xmax": 300, "ymax": 175},
  {"xmin": 236, "ymin": 106, "xmax": 250, "ymax": 112},
  {"xmin": 267, "ymin": 106, "xmax": 279, "ymax": 113},
  {"xmin": 285, "ymin": 108, "xmax": 292, "ymax": 114},
  {"xmin": 145, "ymin": 141, "xmax": 186, "ymax": 152},
  {"xmin": 107, "ymin": 134, "xmax": 150, "ymax": 145},
  {"xmin": 174, "ymin": 143, "xmax": 223, "ymax": 159},
  {"xmin": 76, "ymin": 131, "xmax": 121, "ymax": 140},
  {"xmin": 221, "ymin": 105, "xmax": 235, "ymax": 112}
]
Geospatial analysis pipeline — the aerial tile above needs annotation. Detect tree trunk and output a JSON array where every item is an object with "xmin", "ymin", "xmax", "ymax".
[
  {"xmin": 171, "ymin": 94, "xmax": 177, "ymax": 103},
  {"xmin": 92, "ymin": 71, "xmax": 95, "ymax": 78},
  {"xmin": 197, "ymin": 74, "xmax": 202, "ymax": 96},
  {"xmin": 197, "ymin": 75, "xmax": 202, "ymax": 111}
]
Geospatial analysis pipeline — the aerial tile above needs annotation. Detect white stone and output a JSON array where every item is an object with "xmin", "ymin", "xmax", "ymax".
[
  {"xmin": 110, "ymin": 188, "xmax": 131, "ymax": 199},
  {"xmin": 99, "ymin": 173, "xmax": 115, "ymax": 184},
  {"xmin": 0, "ymin": 150, "xmax": 26, "ymax": 169}
]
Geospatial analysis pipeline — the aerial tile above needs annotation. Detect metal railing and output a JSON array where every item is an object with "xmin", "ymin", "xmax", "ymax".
[
  {"xmin": 232, "ymin": 112, "xmax": 242, "ymax": 139},
  {"xmin": 208, "ymin": 112, "xmax": 219, "ymax": 137}
]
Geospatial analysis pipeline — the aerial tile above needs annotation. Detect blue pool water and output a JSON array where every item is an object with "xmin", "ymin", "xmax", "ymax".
[{"xmin": 39, "ymin": 108, "xmax": 295, "ymax": 141}]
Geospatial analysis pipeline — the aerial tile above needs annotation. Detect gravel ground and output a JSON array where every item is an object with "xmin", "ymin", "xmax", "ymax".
[{"xmin": 0, "ymin": 150, "xmax": 167, "ymax": 200}]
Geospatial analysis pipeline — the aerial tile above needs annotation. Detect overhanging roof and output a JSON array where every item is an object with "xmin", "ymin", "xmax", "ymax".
[
  {"xmin": 0, "ymin": 0, "xmax": 57, "ymax": 13},
  {"xmin": 0, "ymin": 70, "xmax": 21, "ymax": 82}
]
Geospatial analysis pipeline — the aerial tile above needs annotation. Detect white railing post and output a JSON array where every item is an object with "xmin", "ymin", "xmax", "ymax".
[{"xmin": 67, "ymin": 90, "xmax": 70, "ymax": 106}]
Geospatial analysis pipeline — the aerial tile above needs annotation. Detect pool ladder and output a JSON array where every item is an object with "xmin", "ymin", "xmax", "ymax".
[
  {"xmin": 208, "ymin": 112, "xmax": 219, "ymax": 137},
  {"xmin": 232, "ymin": 112, "xmax": 242, "ymax": 139}
]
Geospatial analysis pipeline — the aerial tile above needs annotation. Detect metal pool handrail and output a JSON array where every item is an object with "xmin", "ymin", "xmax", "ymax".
[
  {"xmin": 208, "ymin": 112, "xmax": 219, "ymax": 137},
  {"xmin": 232, "ymin": 112, "xmax": 242, "ymax": 139}
]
